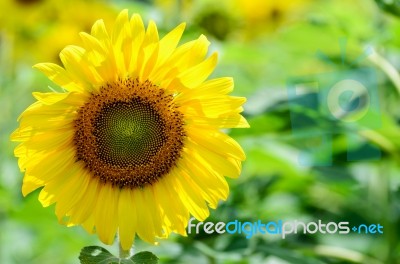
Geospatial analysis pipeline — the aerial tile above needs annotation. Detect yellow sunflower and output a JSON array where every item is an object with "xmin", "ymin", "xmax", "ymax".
[
  {"xmin": 233, "ymin": 0, "xmax": 309, "ymax": 38},
  {"xmin": 0, "ymin": 0, "xmax": 116, "ymax": 63},
  {"xmin": 11, "ymin": 10, "xmax": 248, "ymax": 250}
]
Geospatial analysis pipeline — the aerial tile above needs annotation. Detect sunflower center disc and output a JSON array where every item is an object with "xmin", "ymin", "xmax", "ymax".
[
  {"xmin": 73, "ymin": 78, "xmax": 185, "ymax": 188},
  {"xmin": 94, "ymin": 100, "xmax": 165, "ymax": 167}
]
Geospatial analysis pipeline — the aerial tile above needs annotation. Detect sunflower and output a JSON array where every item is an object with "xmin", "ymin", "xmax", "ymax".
[
  {"xmin": 0, "ymin": 0, "xmax": 116, "ymax": 63},
  {"xmin": 233, "ymin": 0, "xmax": 309, "ymax": 38},
  {"xmin": 11, "ymin": 10, "xmax": 248, "ymax": 250}
]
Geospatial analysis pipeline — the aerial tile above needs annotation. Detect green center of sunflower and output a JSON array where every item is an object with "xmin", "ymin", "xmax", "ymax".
[
  {"xmin": 94, "ymin": 100, "xmax": 166, "ymax": 167},
  {"xmin": 73, "ymin": 78, "xmax": 185, "ymax": 189}
]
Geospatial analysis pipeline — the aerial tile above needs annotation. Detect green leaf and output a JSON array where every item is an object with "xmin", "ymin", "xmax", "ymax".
[
  {"xmin": 79, "ymin": 246, "xmax": 120, "ymax": 264},
  {"xmin": 79, "ymin": 246, "xmax": 133, "ymax": 264},
  {"xmin": 79, "ymin": 246, "xmax": 158, "ymax": 264},
  {"xmin": 130, "ymin": 251, "xmax": 159, "ymax": 264},
  {"xmin": 375, "ymin": 0, "xmax": 400, "ymax": 17}
]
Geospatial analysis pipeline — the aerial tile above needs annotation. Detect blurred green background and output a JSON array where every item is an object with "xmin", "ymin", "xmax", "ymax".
[{"xmin": 1, "ymin": 0, "xmax": 400, "ymax": 263}]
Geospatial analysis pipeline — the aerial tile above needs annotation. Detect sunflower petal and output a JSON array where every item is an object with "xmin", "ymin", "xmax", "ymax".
[
  {"xmin": 157, "ymin": 23, "xmax": 185, "ymax": 66},
  {"xmin": 33, "ymin": 63, "xmax": 85, "ymax": 92},
  {"xmin": 175, "ymin": 52, "xmax": 218, "ymax": 89},
  {"xmin": 94, "ymin": 184, "xmax": 119, "ymax": 245},
  {"xmin": 118, "ymin": 188, "xmax": 137, "ymax": 250}
]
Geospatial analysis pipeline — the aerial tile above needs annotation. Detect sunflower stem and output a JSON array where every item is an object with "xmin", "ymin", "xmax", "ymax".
[{"xmin": 117, "ymin": 237, "xmax": 133, "ymax": 259}]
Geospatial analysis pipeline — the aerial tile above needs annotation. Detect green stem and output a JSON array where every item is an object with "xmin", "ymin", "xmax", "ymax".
[
  {"xmin": 368, "ymin": 50, "xmax": 400, "ymax": 95},
  {"xmin": 117, "ymin": 237, "xmax": 133, "ymax": 259}
]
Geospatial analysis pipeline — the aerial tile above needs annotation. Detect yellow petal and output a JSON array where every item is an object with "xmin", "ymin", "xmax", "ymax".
[
  {"xmin": 142, "ymin": 20, "xmax": 159, "ymax": 48},
  {"xmin": 16, "ymin": 131, "xmax": 73, "ymax": 163},
  {"xmin": 118, "ymin": 188, "xmax": 137, "ymax": 250},
  {"xmin": 157, "ymin": 23, "xmax": 185, "ymax": 66},
  {"xmin": 91, "ymin": 19, "xmax": 110, "ymax": 43},
  {"xmin": 33, "ymin": 63, "xmax": 85, "ymax": 92},
  {"xmin": 172, "ymin": 35, "xmax": 210, "ymax": 70},
  {"xmin": 38, "ymin": 161, "xmax": 78, "ymax": 207},
  {"xmin": 178, "ymin": 161, "xmax": 225, "ymax": 209},
  {"xmin": 80, "ymin": 32, "xmax": 117, "ymax": 83},
  {"xmin": 94, "ymin": 184, "xmax": 119, "ymax": 245},
  {"xmin": 59, "ymin": 45, "xmax": 103, "ymax": 89},
  {"xmin": 32, "ymin": 92, "xmax": 69, "ymax": 105},
  {"xmin": 130, "ymin": 13, "xmax": 145, "ymax": 36},
  {"xmin": 175, "ymin": 77, "xmax": 234, "ymax": 102},
  {"xmin": 175, "ymin": 52, "xmax": 218, "ymax": 89},
  {"xmin": 134, "ymin": 189, "xmax": 156, "ymax": 244},
  {"xmin": 187, "ymin": 139, "xmax": 242, "ymax": 178},
  {"xmin": 153, "ymin": 179, "xmax": 188, "ymax": 235},
  {"xmin": 159, "ymin": 35, "xmax": 210, "ymax": 87},
  {"xmin": 198, "ymin": 77, "xmax": 234, "ymax": 95},
  {"xmin": 179, "ymin": 96, "xmax": 246, "ymax": 119},
  {"xmin": 128, "ymin": 14, "xmax": 145, "ymax": 75},
  {"xmin": 138, "ymin": 43, "xmax": 159, "ymax": 81},
  {"xmin": 186, "ymin": 113, "xmax": 249, "ymax": 128},
  {"xmin": 55, "ymin": 167, "xmax": 90, "ymax": 222},
  {"xmin": 67, "ymin": 177, "xmax": 100, "ymax": 226},
  {"xmin": 79, "ymin": 32, "xmax": 108, "ymax": 60},
  {"xmin": 112, "ymin": 9, "xmax": 131, "ymax": 76},
  {"xmin": 21, "ymin": 144, "xmax": 75, "ymax": 183},
  {"xmin": 143, "ymin": 188, "xmax": 164, "ymax": 238},
  {"xmin": 187, "ymin": 126, "xmax": 245, "ymax": 160},
  {"xmin": 169, "ymin": 169, "xmax": 209, "ymax": 221},
  {"xmin": 21, "ymin": 176, "xmax": 44, "ymax": 196}
]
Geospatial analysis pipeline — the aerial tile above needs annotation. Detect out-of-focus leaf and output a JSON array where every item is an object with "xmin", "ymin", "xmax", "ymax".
[
  {"xmin": 256, "ymin": 245, "xmax": 326, "ymax": 264},
  {"xmin": 130, "ymin": 251, "xmax": 159, "ymax": 264},
  {"xmin": 375, "ymin": 0, "xmax": 400, "ymax": 17}
]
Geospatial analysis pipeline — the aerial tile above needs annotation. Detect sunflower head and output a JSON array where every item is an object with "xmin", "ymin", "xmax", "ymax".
[
  {"xmin": 11, "ymin": 10, "xmax": 248, "ymax": 250},
  {"xmin": 233, "ymin": 0, "xmax": 309, "ymax": 38},
  {"xmin": 194, "ymin": 5, "xmax": 237, "ymax": 41}
]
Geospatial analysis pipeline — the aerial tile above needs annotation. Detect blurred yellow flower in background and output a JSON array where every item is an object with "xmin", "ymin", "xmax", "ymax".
[
  {"xmin": 0, "ymin": 0, "xmax": 116, "ymax": 64},
  {"xmin": 193, "ymin": 0, "xmax": 237, "ymax": 41},
  {"xmin": 233, "ymin": 0, "xmax": 309, "ymax": 38},
  {"xmin": 11, "ymin": 10, "xmax": 248, "ymax": 250},
  {"xmin": 152, "ymin": 0, "xmax": 309, "ymax": 41},
  {"xmin": 154, "ymin": 0, "xmax": 193, "ymax": 20}
]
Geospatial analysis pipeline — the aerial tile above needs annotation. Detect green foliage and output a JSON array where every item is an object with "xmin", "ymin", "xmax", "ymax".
[
  {"xmin": 79, "ymin": 246, "xmax": 158, "ymax": 264},
  {"xmin": 79, "ymin": 246, "xmax": 123, "ymax": 264},
  {"xmin": 130, "ymin": 251, "xmax": 159, "ymax": 264},
  {"xmin": 375, "ymin": 0, "xmax": 400, "ymax": 17}
]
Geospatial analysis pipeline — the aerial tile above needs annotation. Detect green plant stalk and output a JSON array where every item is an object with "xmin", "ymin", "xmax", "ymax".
[
  {"xmin": 368, "ymin": 50, "xmax": 400, "ymax": 95},
  {"xmin": 118, "ymin": 237, "xmax": 133, "ymax": 259}
]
